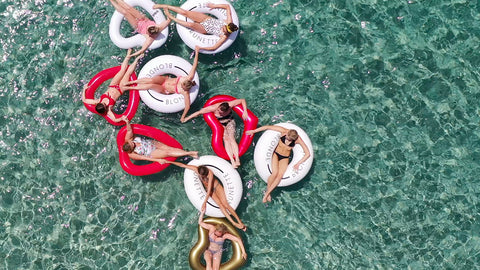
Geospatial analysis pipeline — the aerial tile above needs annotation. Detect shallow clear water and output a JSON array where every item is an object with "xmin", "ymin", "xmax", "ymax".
[{"xmin": 1, "ymin": 0, "xmax": 480, "ymax": 269}]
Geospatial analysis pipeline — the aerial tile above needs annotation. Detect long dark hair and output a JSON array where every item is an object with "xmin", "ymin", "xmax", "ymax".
[{"xmin": 95, "ymin": 103, "xmax": 107, "ymax": 115}]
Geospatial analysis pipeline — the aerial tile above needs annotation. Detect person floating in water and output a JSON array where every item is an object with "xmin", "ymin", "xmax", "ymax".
[
  {"xmin": 108, "ymin": 0, "xmax": 170, "ymax": 56},
  {"xmin": 121, "ymin": 117, "xmax": 199, "ymax": 163},
  {"xmin": 121, "ymin": 47, "xmax": 200, "ymax": 122},
  {"xmin": 165, "ymin": 160, "xmax": 247, "ymax": 231},
  {"xmin": 247, "ymin": 126, "xmax": 311, "ymax": 203},
  {"xmin": 82, "ymin": 49, "xmax": 142, "ymax": 123},
  {"xmin": 198, "ymin": 208, "xmax": 247, "ymax": 270},
  {"xmin": 182, "ymin": 99, "xmax": 248, "ymax": 168},
  {"xmin": 154, "ymin": 3, "xmax": 238, "ymax": 51}
]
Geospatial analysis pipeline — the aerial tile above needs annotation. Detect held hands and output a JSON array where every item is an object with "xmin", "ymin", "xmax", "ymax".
[
  {"xmin": 121, "ymin": 116, "xmax": 129, "ymax": 123},
  {"xmin": 245, "ymin": 130, "xmax": 255, "ymax": 136}
]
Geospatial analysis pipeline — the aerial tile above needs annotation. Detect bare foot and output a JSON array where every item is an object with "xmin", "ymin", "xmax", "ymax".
[
  {"xmin": 262, "ymin": 191, "xmax": 272, "ymax": 203},
  {"xmin": 262, "ymin": 195, "xmax": 268, "ymax": 203}
]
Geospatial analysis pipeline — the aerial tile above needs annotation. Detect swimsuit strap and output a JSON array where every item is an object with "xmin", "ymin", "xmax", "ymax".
[
  {"xmin": 209, "ymin": 236, "xmax": 225, "ymax": 246},
  {"xmin": 216, "ymin": 109, "xmax": 233, "ymax": 121},
  {"xmin": 175, "ymin": 76, "xmax": 182, "ymax": 94}
]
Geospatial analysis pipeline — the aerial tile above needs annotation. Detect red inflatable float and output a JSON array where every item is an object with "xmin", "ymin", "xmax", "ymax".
[
  {"xmin": 203, "ymin": 95, "xmax": 258, "ymax": 160},
  {"xmin": 116, "ymin": 124, "xmax": 183, "ymax": 176},
  {"xmin": 83, "ymin": 66, "xmax": 140, "ymax": 126}
]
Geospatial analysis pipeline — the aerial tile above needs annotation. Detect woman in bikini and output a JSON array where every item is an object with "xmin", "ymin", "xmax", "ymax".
[
  {"xmin": 121, "ymin": 117, "xmax": 199, "ymax": 162},
  {"xmin": 198, "ymin": 208, "xmax": 247, "ymax": 270},
  {"xmin": 164, "ymin": 160, "xmax": 247, "ymax": 231},
  {"xmin": 121, "ymin": 47, "xmax": 200, "ymax": 122},
  {"xmin": 154, "ymin": 3, "xmax": 238, "ymax": 51},
  {"xmin": 246, "ymin": 126, "xmax": 311, "ymax": 203},
  {"xmin": 82, "ymin": 49, "xmax": 143, "ymax": 123},
  {"xmin": 182, "ymin": 99, "xmax": 248, "ymax": 168},
  {"xmin": 108, "ymin": 0, "xmax": 171, "ymax": 56}
]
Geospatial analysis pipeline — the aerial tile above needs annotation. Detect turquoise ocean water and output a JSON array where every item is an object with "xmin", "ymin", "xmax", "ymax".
[{"xmin": 1, "ymin": 0, "xmax": 480, "ymax": 269}]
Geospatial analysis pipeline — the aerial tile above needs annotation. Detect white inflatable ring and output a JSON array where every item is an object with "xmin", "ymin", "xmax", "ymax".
[
  {"xmin": 253, "ymin": 123, "xmax": 314, "ymax": 187},
  {"xmin": 138, "ymin": 55, "xmax": 200, "ymax": 113},
  {"xmin": 109, "ymin": 0, "xmax": 168, "ymax": 49},
  {"xmin": 184, "ymin": 155, "xmax": 243, "ymax": 217},
  {"xmin": 176, "ymin": 0, "xmax": 239, "ymax": 54}
]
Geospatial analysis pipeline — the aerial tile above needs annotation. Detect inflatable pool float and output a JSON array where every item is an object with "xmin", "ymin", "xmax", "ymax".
[
  {"xmin": 189, "ymin": 217, "xmax": 246, "ymax": 270},
  {"xmin": 83, "ymin": 66, "xmax": 139, "ymax": 126},
  {"xmin": 253, "ymin": 122, "xmax": 314, "ymax": 186},
  {"xmin": 176, "ymin": 0, "xmax": 239, "ymax": 54},
  {"xmin": 203, "ymin": 95, "xmax": 258, "ymax": 160},
  {"xmin": 109, "ymin": 0, "xmax": 169, "ymax": 49},
  {"xmin": 138, "ymin": 55, "xmax": 200, "ymax": 113},
  {"xmin": 116, "ymin": 124, "xmax": 183, "ymax": 176},
  {"xmin": 184, "ymin": 155, "xmax": 243, "ymax": 217}
]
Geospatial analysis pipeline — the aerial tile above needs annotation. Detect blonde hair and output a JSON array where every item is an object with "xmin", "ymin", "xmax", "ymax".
[
  {"xmin": 287, "ymin": 129, "xmax": 299, "ymax": 141},
  {"xmin": 215, "ymin": 224, "xmax": 227, "ymax": 234},
  {"xmin": 181, "ymin": 79, "xmax": 196, "ymax": 90}
]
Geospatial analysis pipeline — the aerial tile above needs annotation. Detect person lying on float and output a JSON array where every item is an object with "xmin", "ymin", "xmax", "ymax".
[
  {"xmin": 82, "ymin": 49, "xmax": 142, "ymax": 123},
  {"xmin": 121, "ymin": 47, "xmax": 200, "ymax": 122},
  {"xmin": 198, "ymin": 208, "xmax": 247, "ymax": 270},
  {"xmin": 164, "ymin": 159, "xmax": 247, "ymax": 231},
  {"xmin": 108, "ymin": 0, "xmax": 170, "ymax": 56},
  {"xmin": 155, "ymin": 3, "xmax": 238, "ymax": 51},
  {"xmin": 246, "ymin": 125, "xmax": 311, "ymax": 203},
  {"xmin": 182, "ymin": 98, "xmax": 248, "ymax": 168},
  {"xmin": 121, "ymin": 117, "xmax": 199, "ymax": 163}
]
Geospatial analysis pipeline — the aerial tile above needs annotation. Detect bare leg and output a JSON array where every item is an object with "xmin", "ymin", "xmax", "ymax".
[
  {"xmin": 203, "ymin": 251, "xmax": 213, "ymax": 270},
  {"xmin": 110, "ymin": 49, "xmax": 132, "ymax": 86},
  {"xmin": 223, "ymin": 137, "xmax": 236, "ymax": 168},
  {"xmin": 122, "ymin": 83, "xmax": 152, "ymax": 90},
  {"xmin": 263, "ymin": 156, "xmax": 289, "ymax": 203},
  {"xmin": 163, "ymin": 7, "xmax": 207, "ymax": 33},
  {"xmin": 223, "ymin": 121, "xmax": 240, "ymax": 168},
  {"xmin": 108, "ymin": 0, "xmax": 145, "ymax": 28},
  {"xmin": 224, "ymin": 204, "xmax": 246, "ymax": 231},
  {"xmin": 122, "ymin": 83, "xmax": 164, "ymax": 92},
  {"xmin": 212, "ymin": 251, "xmax": 222, "ymax": 270},
  {"xmin": 229, "ymin": 140, "xmax": 241, "ymax": 167},
  {"xmin": 120, "ymin": 53, "xmax": 143, "ymax": 90},
  {"xmin": 213, "ymin": 186, "xmax": 246, "ymax": 231},
  {"xmin": 163, "ymin": 5, "xmax": 211, "ymax": 22},
  {"xmin": 151, "ymin": 144, "xmax": 198, "ymax": 159}
]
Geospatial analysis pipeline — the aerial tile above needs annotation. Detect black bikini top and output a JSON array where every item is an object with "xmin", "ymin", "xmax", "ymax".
[
  {"xmin": 216, "ymin": 109, "xmax": 233, "ymax": 121},
  {"xmin": 280, "ymin": 135, "xmax": 296, "ymax": 147}
]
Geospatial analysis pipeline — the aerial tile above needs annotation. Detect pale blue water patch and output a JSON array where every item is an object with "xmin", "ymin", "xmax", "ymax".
[{"xmin": 1, "ymin": 0, "xmax": 480, "ymax": 269}]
